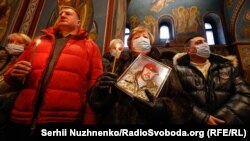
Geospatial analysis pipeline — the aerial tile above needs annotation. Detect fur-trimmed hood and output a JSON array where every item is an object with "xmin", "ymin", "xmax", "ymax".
[{"xmin": 173, "ymin": 52, "xmax": 238, "ymax": 68}]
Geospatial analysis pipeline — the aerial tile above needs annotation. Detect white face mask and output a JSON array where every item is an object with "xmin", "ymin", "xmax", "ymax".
[
  {"xmin": 5, "ymin": 43, "xmax": 25, "ymax": 55},
  {"xmin": 132, "ymin": 36, "xmax": 152, "ymax": 53},
  {"xmin": 195, "ymin": 43, "xmax": 211, "ymax": 58}
]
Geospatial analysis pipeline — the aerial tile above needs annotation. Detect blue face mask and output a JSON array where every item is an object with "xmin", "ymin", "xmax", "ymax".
[
  {"xmin": 195, "ymin": 43, "xmax": 211, "ymax": 58},
  {"xmin": 132, "ymin": 36, "xmax": 151, "ymax": 53}
]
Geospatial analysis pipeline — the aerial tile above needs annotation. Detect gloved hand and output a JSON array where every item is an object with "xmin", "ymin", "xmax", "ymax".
[
  {"xmin": 95, "ymin": 72, "xmax": 118, "ymax": 90},
  {"xmin": 133, "ymin": 89, "xmax": 169, "ymax": 119},
  {"xmin": 89, "ymin": 72, "xmax": 119, "ymax": 112},
  {"xmin": 145, "ymin": 89, "xmax": 155, "ymax": 103}
]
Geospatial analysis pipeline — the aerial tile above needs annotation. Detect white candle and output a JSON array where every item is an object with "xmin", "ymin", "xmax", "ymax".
[{"xmin": 111, "ymin": 43, "xmax": 121, "ymax": 73}]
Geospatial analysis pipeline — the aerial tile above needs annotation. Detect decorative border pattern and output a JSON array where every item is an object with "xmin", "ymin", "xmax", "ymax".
[
  {"xmin": 19, "ymin": 0, "xmax": 39, "ymax": 34},
  {"xmin": 229, "ymin": 0, "xmax": 245, "ymax": 40}
]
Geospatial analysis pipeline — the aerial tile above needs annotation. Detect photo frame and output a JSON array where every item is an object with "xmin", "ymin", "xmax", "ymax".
[{"xmin": 115, "ymin": 54, "xmax": 172, "ymax": 104}]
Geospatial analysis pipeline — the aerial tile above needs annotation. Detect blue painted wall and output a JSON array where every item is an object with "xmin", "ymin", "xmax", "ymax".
[
  {"xmin": 34, "ymin": 0, "xmax": 57, "ymax": 37},
  {"xmin": 224, "ymin": 0, "xmax": 250, "ymax": 42},
  {"xmin": 92, "ymin": 0, "xmax": 108, "ymax": 52}
]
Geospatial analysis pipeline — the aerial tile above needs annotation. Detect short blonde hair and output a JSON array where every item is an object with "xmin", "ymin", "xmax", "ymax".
[
  {"xmin": 7, "ymin": 33, "xmax": 31, "ymax": 46},
  {"xmin": 127, "ymin": 26, "xmax": 154, "ymax": 49}
]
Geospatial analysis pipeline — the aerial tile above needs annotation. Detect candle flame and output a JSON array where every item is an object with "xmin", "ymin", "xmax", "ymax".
[
  {"xmin": 36, "ymin": 39, "xmax": 41, "ymax": 46},
  {"xmin": 116, "ymin": 43, "xmax": 120, "ymax": 50}
]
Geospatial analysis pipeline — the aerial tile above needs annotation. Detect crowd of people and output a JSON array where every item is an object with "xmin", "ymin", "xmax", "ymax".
[{"xmin": 0, "ymin": 5, "xmax": 249, "ymax": 141}]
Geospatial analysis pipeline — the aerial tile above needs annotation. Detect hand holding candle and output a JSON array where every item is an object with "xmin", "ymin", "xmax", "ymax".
[
  {"xmin": 108, "ymin": 39, "xmax": 124, "ymax": 94},
  {"xmin": 109, "ymin": 39, "xmax": 124, "ymax": 73}
]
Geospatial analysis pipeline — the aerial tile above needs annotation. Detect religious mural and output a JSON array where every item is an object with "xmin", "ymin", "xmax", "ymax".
[
  {"xmin": 129, "ymin": 16, "xmax": 140, "ymax": 29},
  {"xmin": 150, "ymin": 0, "xmax": 175, "ymax": 13},
  {"xmin": 143, "ymin": 15, "xmax": 157, "ymax": 37},
  {"xmin": 244, "ymin": 9, "xmax": 250, "ymax": 21},
  {"xmin": 226, "ymin": 0, "xmax": 234, "ymax": 6},
  {"xmin": 242, "ymin": 26, "xmax": 250, "ymax": 39},
  {"xmin": 0, "ymin": 0, "xmax": 19, "ymax": 40},
  {"xmin": 238, "ymin": 45, "xmax": 250, "ymax": 70},
  {"xmin": 172, "ymin": 6, "xmax": 202, "ymax": 33},
  {"xmin": 129, "ymin": 15, "xmax": 156, "ymax": 37}
]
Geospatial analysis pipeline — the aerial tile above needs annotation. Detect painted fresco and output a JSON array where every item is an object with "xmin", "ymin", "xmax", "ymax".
[
  {"xmin": 150, "ymin": 0, "xmax": 175, "ymax": 13},
  {"xmin": 129, "ymin": 15, "xmax": 157, "ymax": 37},
  {"xmin": 0, "ymin": 0, "xmax": 20, "ymax": 40},
  {"xmin": 129, "ymin": 16, "xmax": 140, "ymax": 29},
  {"xmin": 224, "ymin": 0, "xmax": 250, "ymax": 42},
  {"xmin": 236, "ymin": 0, "xmax": 250, "ymax": 42},
  {"xmin": 226, "ymin": 0, "xmax": 234, "ymax": 6},
  {"xmin": 143, "ymin": 15, "xmax": 157, "ymax": 36},
  {"xmin": 172, "ymin": 6, "xmax": 201, "ymax": 33},
  {"xmin": 238, "ymin": 45, "xmax": 250, "ymax": 70},
  {"xmin": 127, "ymin": 0, "xmax": 223, "ymax": 44}
]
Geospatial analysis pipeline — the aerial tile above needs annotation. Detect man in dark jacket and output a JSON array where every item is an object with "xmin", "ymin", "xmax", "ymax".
[
  {"xmin": 89, "ymin": 26, "xmax": 193, "ymax": 125},
  {"xmin": 173, "ymin": 35, "xmax": 250, "ymax": 125}
]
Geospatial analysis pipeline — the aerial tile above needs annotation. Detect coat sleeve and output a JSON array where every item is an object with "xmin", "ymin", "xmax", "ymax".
[
  {"xmin": 214, "ymin": 68, "xmax": 250, "ymax": 124},
  {"xmin": 3, "ymin": 43, "xmax": 35, "ymax": 86},
  {"xmin": 86, "ymin": 40, "xmax": 103, "ymax": 90},
  {"xmin": 83, "ymin": 39, "xmax": 103, "ymax": 124},
  {"xmin": 192, "ymin": 106, "xmax": 209, "ymax": 124},
  {"xmin": 143, "ymin": 67, "xmax": 194, "ymax": 124}
]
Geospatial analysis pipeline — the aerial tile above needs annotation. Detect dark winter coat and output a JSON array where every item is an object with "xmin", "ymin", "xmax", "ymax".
[
  {"xmin": 173, "ymin": 53, "xmax": 250, "ymax": 124},
  {"xmin": 89, "ymin": 49, "xmax": 193, "ymax": 125}
]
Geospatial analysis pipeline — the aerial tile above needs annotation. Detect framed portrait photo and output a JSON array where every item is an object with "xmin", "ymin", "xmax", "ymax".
[{"xmin": 115, "ymin": 54, "xmax": 172, "ymax": 104}]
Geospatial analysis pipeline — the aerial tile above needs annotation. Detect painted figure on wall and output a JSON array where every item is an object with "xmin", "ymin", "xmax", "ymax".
[
  {"xmin": 143, "ymin": 15, "xmax": 156, "ymax": 37},
  {"xmin": 226, "ymin": 0, "xmax": 234, "ymax": 6},
  {"xmin": 150, "ymin": 0, "xmax": 175, "ymax": 13},
  {"xmin": 187, "ymin": 6, "xmax": 202, "ymax": 33},
  {"xmin": 242, "ymin": 26, "xmax": 250, "ymax": 38},
  {"xmin": 245, "ymin": 10, "xmax": 250, "ymax": 21},
  {"xmin": 172, "ymin": 6, "xmax": 201, "ymax": 33},
  {"xmin": 172, "ymin": 6, "xmax": 188, "ymax": 33},
  {"xmin": 129, "ymin": 15, "xmax": 156, "ymax": 38},
  {"xmin": 129, "ymin": 16, "xmax": 140, "ymax": 29}
]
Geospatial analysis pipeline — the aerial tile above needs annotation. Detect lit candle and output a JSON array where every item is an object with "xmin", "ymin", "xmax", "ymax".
[
  {"xmin": 36, "ymin": 39, "xmax": 41, "ymax": 46},
  {"xmin": 111, "ymin": 43, "xmax": 120, "ymax": 73}
]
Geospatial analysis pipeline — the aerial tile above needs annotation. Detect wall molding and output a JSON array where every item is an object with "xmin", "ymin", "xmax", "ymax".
[{"xmin": 20, "ymin": 0, "xmax": 40, "ymax": 35}]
